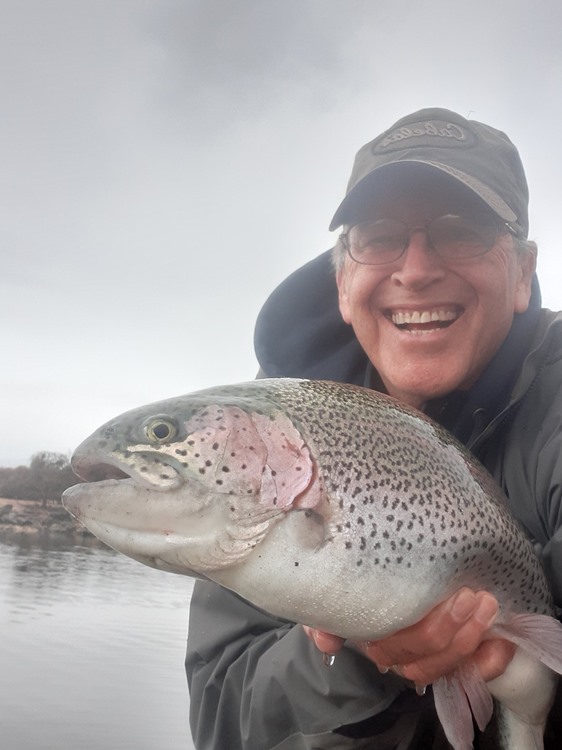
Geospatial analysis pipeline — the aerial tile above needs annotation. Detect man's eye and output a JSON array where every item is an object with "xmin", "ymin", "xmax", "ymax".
[
  {"xmin": 447, "ymin": 227, "xmax": 483, "ymax": 243},
  {"xmin": 365, "ymin": 234, "xmax": 396, "ymax": 247}
]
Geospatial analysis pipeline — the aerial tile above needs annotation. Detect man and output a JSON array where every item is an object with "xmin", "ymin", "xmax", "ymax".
[{"xmin": 185, "ymin": 108, "xmax": 562, "ymax": 748}]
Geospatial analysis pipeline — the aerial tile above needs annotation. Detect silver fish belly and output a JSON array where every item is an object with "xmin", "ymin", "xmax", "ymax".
[{"xmin": 62, "ymin": 378, "xmax": 562, "ymax": 750}]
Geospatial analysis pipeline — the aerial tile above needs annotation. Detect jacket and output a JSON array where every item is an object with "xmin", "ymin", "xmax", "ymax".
[{"xmin": 186, "ymin": 249, "xmax": 562, "ymax": 749}]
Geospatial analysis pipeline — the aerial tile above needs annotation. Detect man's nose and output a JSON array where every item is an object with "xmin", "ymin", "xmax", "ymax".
[{"xmin": 390, "ymin": 229, "xmax": 446, "ymax": 290}]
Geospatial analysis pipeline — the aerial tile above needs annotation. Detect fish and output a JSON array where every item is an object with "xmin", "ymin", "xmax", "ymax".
[{"xmin": 62, "ymin": 378, "xmax": 562, "ymax": 750}]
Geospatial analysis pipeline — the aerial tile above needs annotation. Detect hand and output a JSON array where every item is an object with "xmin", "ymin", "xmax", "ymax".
[{"xmin": 303, "ymin": 588, "xmax": 515, "ymax": 686}]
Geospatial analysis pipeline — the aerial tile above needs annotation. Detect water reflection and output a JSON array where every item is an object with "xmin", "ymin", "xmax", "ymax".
[{"xmin": 0, "ymin": 535, "xmax": 195, "ymax": 750}]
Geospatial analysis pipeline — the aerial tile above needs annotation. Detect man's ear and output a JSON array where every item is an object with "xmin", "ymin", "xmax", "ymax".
[{"xmin": 514, "ymin": 241, "xmax": 537, "ymax": 314}]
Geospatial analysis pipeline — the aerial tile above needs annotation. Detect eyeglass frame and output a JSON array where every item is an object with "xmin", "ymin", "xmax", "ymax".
[{"xmin": 338, "ymin": 214, "xmax": 521, "ymax": 266}]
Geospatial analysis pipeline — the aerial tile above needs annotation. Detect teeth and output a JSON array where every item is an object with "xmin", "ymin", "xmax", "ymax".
[{"xmin": 390, "ymin": 309, "xmax": 458, "ymax": 326}]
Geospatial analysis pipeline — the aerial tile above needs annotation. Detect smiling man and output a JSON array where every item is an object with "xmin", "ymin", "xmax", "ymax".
[
  {"xmin": 186, "ymin": 109, "xmax": 562, "ymax": 749},
  {"xmin": 334, "ymin": 165, "xmax": 536, "ymax": 409}
]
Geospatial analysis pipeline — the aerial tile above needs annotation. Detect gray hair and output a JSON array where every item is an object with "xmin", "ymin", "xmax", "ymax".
[
  {"xmin": 514, "ymin": 237, "xmax": 537, "ymax": 261},
  {"xmin": 330, "ymin": 231, "xmax": 348, "ymax": 273}
]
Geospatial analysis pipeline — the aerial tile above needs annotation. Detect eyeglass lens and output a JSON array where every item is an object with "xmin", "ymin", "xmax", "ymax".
[{"xmin": 345, "ymin": 215, "xmax": 502, "ymax": 265}]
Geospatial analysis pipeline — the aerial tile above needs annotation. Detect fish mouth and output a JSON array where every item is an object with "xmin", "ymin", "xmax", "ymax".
[
  {"xmin": 62, "ymin": 479, "xmax": 230, "ymax": 577},
  {"xmin": 62, "ymin": 485, "xmax": 206, "ymax": 575},
  {"xmin": 70, "ymin": 450, "xmax": 182, "ymax": 490},
  {"xmin": 71, "ymin": 457, "xmax": 130, "ymax": 483},
  {"xmin": 385, "ymin": 306, "xmax": 463, "ymax": 334}
]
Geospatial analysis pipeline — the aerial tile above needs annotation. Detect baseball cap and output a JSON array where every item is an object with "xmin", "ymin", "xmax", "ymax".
[{"xmin": 329, "ymin": 108, "xmax": 529, "ymax": 238}]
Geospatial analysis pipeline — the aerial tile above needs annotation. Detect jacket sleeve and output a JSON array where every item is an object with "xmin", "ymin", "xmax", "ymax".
[
  {"xmin": 185, "ymin": 580, "xmax": 420, "ymax": 750},
  {"xmin": 534, "ymin": 427, "xmax": 562, "ymax": 611}
]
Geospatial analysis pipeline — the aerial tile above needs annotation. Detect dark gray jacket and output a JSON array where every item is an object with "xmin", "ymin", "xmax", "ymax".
[{"xmin": 186, "ymin": 250, "xmax": 562, "ymax": 749}]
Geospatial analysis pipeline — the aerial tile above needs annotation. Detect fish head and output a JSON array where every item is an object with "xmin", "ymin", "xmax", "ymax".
[{"xmin": 63, "ymin": 384, "xmax": 321, "ymax": 576}]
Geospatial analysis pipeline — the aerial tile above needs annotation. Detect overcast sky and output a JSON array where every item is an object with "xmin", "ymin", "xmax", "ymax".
[{"xmin": 2, "ymin": 0, "xmax": 562, "ymax": 467}]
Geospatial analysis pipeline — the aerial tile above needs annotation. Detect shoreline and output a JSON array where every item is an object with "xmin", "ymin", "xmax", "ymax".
[{"xmin": 0, "ymin": 497, "xmax": 93, "ymax": 540}]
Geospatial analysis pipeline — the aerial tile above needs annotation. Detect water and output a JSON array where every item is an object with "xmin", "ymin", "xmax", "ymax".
[{"xmin": 0, "ymin": 536, "xmax": 196, "ymax": 749}]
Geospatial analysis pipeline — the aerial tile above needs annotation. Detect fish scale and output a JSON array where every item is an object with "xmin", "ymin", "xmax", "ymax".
[
  {"xmin": 63, "ymin": 378, "xmax": 562, "ymax": 750},
  {"xmin": 270, "ymin": 380, "xmax": 548, "ymax": 616}
]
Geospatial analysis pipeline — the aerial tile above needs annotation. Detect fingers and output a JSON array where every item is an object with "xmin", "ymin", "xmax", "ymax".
[
  {"xmin": 303, "ymin": 589, "xmax": 515, "ymax": 687},
  {"xmin": 355, "ymin": 589, "xmax": 511, "ymax": 684},
  {"xmin": 302, "ymin": 625, "xmax": 345, "ymax": 654},
  {"xmin": 470, "ymin": 638, "xmax": 516, "ymax": 683}
]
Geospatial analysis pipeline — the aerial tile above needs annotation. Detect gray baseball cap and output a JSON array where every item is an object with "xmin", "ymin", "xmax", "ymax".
[{"xmin": 329, "ymin": 108, "xmax": 529, "ymax": 238}]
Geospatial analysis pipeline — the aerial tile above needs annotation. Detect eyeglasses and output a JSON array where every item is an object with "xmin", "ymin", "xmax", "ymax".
[{"xmin": 339, "ymin": 214, "xmax": 518, "ymax": 266}]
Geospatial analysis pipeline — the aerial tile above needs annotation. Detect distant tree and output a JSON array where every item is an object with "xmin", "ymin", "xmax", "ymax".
[
  {"xmin": 0, "ymin": 465, "xmax": 35, "ymax": 500},
  {"xmin": 0, "ymin": 452, "xmax": 81, "ymax": 501}
]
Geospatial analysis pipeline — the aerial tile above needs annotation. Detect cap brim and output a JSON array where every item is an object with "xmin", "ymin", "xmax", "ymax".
[{"xmin": 329, "ymin": 159, "xmax": 519, "ymax": 231}]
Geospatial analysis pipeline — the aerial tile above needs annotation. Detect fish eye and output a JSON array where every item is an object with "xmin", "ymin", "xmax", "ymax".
[{"xmin": 144, "ymin": 418, "xmax": 178, "ymax": 444}]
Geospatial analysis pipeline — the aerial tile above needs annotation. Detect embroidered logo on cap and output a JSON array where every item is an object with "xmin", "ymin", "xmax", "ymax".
[{"xmin": 373, "ymin": 119, "xmax": 476, "ymax": 154}]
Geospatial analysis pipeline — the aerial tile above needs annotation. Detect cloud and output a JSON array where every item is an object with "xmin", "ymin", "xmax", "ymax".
[{"xmin": 1, "ymin": 0, "xmax": 562, "ymax": 465}]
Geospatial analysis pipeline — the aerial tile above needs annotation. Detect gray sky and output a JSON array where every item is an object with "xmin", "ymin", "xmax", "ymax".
[{"xmin": 2, "ymin": 0, "xmax": 562, "ymax": 467}]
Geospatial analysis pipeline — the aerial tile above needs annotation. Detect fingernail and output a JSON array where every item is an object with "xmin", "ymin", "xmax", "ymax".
[
  {"xmin": 474, "ymin": 596, "xmax": 498, "ymax": 628},
  {"xmin": 450, "ymin": 590, "xmax": 476, "ymax": 622}
]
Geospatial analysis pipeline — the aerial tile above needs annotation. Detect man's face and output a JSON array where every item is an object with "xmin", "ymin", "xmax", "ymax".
[{"xmin": 336, "ymin": 172, "xmax": 536, "ymax": 409}]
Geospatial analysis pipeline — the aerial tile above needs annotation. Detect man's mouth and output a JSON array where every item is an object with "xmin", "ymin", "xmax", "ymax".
[{"xmin": 387, "ymin": 307, "xmax": 461, "ymax": 334}]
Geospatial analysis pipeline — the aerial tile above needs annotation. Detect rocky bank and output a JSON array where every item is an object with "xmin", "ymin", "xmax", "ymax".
[{"xmin": 0, "ymin": 497, "xmax": 93, "ymax": 540}]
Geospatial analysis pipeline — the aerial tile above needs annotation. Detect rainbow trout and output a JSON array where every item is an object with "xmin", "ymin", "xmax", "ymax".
[{"xmin": 62, "ymin": 379, "xmax": 562, "ymax": 750}]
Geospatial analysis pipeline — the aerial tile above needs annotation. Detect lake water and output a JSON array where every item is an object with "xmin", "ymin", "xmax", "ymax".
[{"xmin": 0, "ymin": 535, "xmax": 196, "ymax": 750}]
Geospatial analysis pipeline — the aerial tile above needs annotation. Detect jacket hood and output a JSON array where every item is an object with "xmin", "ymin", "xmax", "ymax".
[{"xmin": 254, "ymin": 250, "xmax": 370, "ymax": 383}]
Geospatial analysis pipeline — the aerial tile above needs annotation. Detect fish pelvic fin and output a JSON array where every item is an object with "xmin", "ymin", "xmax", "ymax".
[
  {"xmin": 433, "ymin": 661, "xmax": 493, "ymax": 750},
  {"xmin": 432, "ymin": 613, "xmax": 562, "ymax": 749}
]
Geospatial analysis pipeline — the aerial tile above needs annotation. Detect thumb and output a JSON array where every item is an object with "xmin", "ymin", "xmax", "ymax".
[{"xmin": 302, "ymin": 626, "xmax": 345, "ymax": 654}]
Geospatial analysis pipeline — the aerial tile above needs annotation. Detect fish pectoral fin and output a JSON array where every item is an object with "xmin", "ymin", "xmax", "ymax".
[
  {"xmin": 492, "ymin": 612, "xmax": 562, "ymax": 675},
  {"xmin": 284, "ymin": 508, "xmax": 327, "ymax": 550},
  {"xmin": 433, "ymin": 660, "xmax": 493, "ymax": 750}
]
